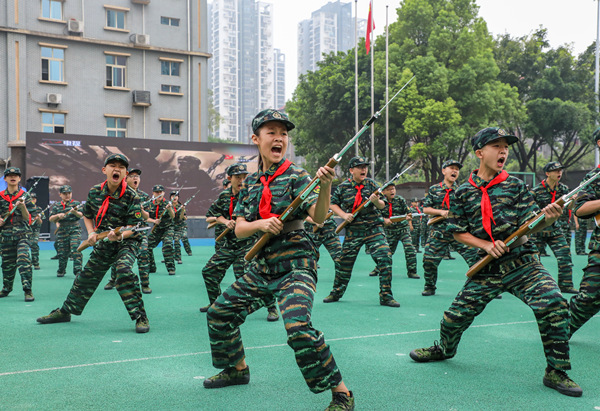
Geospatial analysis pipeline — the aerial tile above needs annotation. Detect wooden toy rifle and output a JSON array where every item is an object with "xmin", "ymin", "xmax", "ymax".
[
  {"xmin": 466, "ymin": 171, "xmax": 600, "ymax": 278},
  {"xmin": 77, "ymin": 224, "xmax": 151, "ymax": 252},
  {"xmin": 141, "ymin": 193, "xmax": 164, "ymax": 207},
  {"xmin": 244, "ymin": 75, "xmax": 416, "ymax": 262},
  {"xmin": 389, "ymin": 213, "xmax": 425, "ymax": 223},
  {"xmin": 334, "ymin": 164, "xmax": 414, "ymax": 235},
  {"xmin": 52, "ymin": 202, "xmax": 84, "ymax": 234}
]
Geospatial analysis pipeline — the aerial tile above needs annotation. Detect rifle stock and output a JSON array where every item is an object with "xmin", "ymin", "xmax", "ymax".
[
  {"xmin": 389, "ymin": 213, "xmax": 424, "ymax": 224},
  {"xmin": 77, "ymin": 225, "xmax": 133, "ymax": 252},
  {"xmin": 207, "ymin": 221, "xmax": 218, "ymax": 229},
  {"xmin": 427, "ymin": 215, "xmax": 445, "ymax": 226},
  {"xmin": 595, "ymin": 213, "xmax": 600, "ymax": 227}
]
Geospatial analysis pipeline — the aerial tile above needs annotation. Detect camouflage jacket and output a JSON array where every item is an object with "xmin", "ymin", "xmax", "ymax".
[
  {"xmin": 0, "ymin": 188, "xmax": 35, "ymax": 237},
  {"xmin": 423, "ymin": 182, "xmax": 457, "ymax": 233},
  {"xmin": 83, "ymin": 181, "xmax": 143, "ymax": 236},
  {"xmin": 304, "ymin": 213, "xmax": 337, "ymax": 238},
  {"xmin": 136, "ymin": 190, "xmax": 150, "ymax": 227},
  {"xmin": 208, "ymin": 187, "xmax": 253, "ymax": 247},
  {"xmin": 331, "ymin": 177, "xmax": 383, "ymax": 230},
  {"xmin": 30, "ymin": 204, "xmax": 44, "ymax": 228},
  {"xmin": 574, "ymin": 167, "xmax": 600, "ymax": 251},
  {"xmin": 409, "ymin": 205, "xmax": 425, "ymax": 226},
  {"xmin": 447, "ymin": 172, "xmax": 539, "ymax": 263},
  {"xmin": 172, "ymin": 203, "xmax": 187, "ymax": 229},
  {"xmin": 234, "ymin": 159, "xmax": 317, "ymax": 275},
  {"xmin": 531, "ymin": 179, "xmax": 569, "ymax": 233},
  {"xmin": 148, "ymin": 197, "xmax": 173, "ymax": 227},
  {"xmin": 380, "ymin": 196, "xmax": 410, "ymax": 232},
  {"xmin": 50, "ymin": 200, "xmax": 82, "ymax": 227}
]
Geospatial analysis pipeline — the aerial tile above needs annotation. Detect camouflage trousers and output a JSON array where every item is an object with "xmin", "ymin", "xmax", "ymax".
[
  {"xmin": 371, "ymin": 228, "xmax": 417, "ymax": 277},
  {"xmin": 146, "ymin": 224, "xmax": 175, "ymax": 274},
  {"xmin": 534, "ymin": 233, "xmax": 574, "ymax": 288},
  {"xmin": 62, "ymin": 239, "xmax": 145, "ymax": 320},
  {"xmin": 438, "ymin": 252, "xmax": 571, "ymax": 371},
  {"xmin": 110, "ymin": 231, "xmax": 149, "ymax": 287},
  {"xmin": 574, "ymin": 222, "xmax": 588, "ymax": 255},
  {"xmin": 311, "ymin": 230, "xmax": 342, "ymax": 262},
  {"xmin": 411, "ymin": 220, "xmax": 424, "ymax": 251},
  {"xmin": 569, "ymin": 251, "xmax": 600, "ymax": 336},
  {"xmin": 173, "ymin": 224, "xmax": 192, "ymax": 261},
  {"xmin": 56, "ymin": 224, "xmax": 83, "ymax": 276},
  {"xmin": 206, "ymin": 266, "xmax": 343, "ymax": 393},
  {"xmin": 330, "ymin": 226, "xmax": 394, "ymax": 302},
  {"xmin": 423, "ymin": 230, "xmax": 478, "ymax": 291},
  {"xmin": 563, "ymin": 225, "xmax": 572, "ymax": 249},
  {"xmin": 29, "ymin": 226, "xmax": 41, "ymax": 267},
  {"xmin": 1, "ymin": 234, "xmax": 32, "ymax": 293},
  {"xmin": 201, "ymin": 241, "xmax": 276, "ymax": 309}
]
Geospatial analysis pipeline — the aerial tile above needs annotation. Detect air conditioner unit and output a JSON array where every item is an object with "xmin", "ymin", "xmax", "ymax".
[
  {"xmin": 46, "ymin": 93, "xmax": 62, "ymax": 104},
  {"xmin": 131, "ymin": 0, "xmax": 151, "ymax": 4},
  {"xmin": 133, "ymin": 34, "xmax": 150, "ymax": 47},
  {"xmin": 132, "ymin": 90, "xmax": 151, "ymax": 106},
  {"xmin": 67, "ymin": 19, "xmax": 84, "ymax": 34}
]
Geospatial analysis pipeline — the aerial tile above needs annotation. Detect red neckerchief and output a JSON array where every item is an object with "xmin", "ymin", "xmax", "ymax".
[
  {"xmin": 95, "ymin": 179, "xmax": 127, "ymax": 229},
  {"xmin": 416, "ymin": 205, "xmax": 422, "ymax": 220},
  {"xmin": 61, "ymin": 200, "xmax": 71, "ymax": 210},
  {"xmin": 259, "ymin": 159, "xmax": 292, "ymax": 219},
  {"xmin": 568, "ymin": 209, "xmax": 572, "ymax": 222},
  {"xmin": 468, "ymin": 170, "xmax": 509, "ymax": 246},
  {"xmin": 229, "ymin": 195, "xmax": 235, "ymax": 218},
  {"xmin": 541, "ymin": 180, "xmax": 556, "ymax": 203},
  {"xmin": 352, "ymin": 179, "xmax": 365, "ymax": 212},
  {"xmin": 152, "ymin": 198, "xmax": 163, "ymax": 219},
  {"xmin": 0, "ymin": 189, "xmax": 28, "ymax": 223},
  {"xmin": 388, "ymin": 202, "xmax": 393, "ymax": 218},
  {"xmin": 440, "ymin": 182, "xmax": 451, "ymax": 209}
]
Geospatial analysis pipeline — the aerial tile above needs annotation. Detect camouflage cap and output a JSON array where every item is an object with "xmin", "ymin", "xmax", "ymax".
[
  {"xmin": 543, "ymin": 161, "xmax": 564, "ymax": 173},
  {"xmin": 3, "ymin": 167, "xmax": 21, "ymax": 177},
  {"xmin": 128, "ymin": 167, "xmax": 142, "ymax": 175},
  {"xmin": 442, "ymin": 160, "xmax": 463, "ymax": 170},
  {"xmin": 227, "ymin": 163, "xmax": 248, "ymax": 176},
  {"xmin": 170, "ymin": 191, "xmax": 179, "ymax": 197},
  {"xmin": 593, "ymin": 126, "xmax": 600, "ymax": 143},
  {"xmin": 59, "ymin": 185, "xmax": 72, "ymax": 193},
  {"xmin": 349, "ymin": 156, "xmax": 369, "ymax": 168},
  {"xmin": 251, "ymin": 109, "xmax": 295, "ymax": 134},
  {"xmin": 104, "ymin": 153, "xmax": 129, "ymax": 167},
  {"xmin": 152, "ymin": 184, "xmax": 165, "ymax": 192},
  {"xmin": 222, "ymin": 179, "xmax": 230, "ymax": 187},
  {"xmin": 471, "ymin": 127, "xmax": 519, "ymax": 151}
]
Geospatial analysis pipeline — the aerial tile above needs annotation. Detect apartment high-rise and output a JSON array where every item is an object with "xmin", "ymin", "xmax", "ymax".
[{"xmin": 298, "ymin": 0, "xmax": 365, "ymax": 77}]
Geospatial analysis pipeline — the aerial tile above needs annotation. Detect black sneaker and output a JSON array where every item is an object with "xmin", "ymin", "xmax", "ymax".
[
  {"xmin": 325, "ymin": 391, "xmax": 355, "ymax": 411},
  {"xmin": 57, "ymin": 272, "xmax": 66, "ymax": 278},
  {"xmin": 168, "ymin": 271, "xmax": 176, "ymax": 276},
  {"xmin": 267, "ymin": 307, "xmax": 279, "ymax": 322},
  {"xmin": 543, "ymin": 367, "xmax": 582, "ymax": 397},
  {"xmin": 203, "ymin": 366, "xmax": 250, "ymax": 389},
  {"xmin": 33, "ymin": 265, "xmax": 41, "ymax": 270},
  {"xmin": 199, "ymin": 305, "xmax": 210, "ymax": 313},
  {"xmin": 104, "ymin": 281, "xmax": 115, "ymax": 290},
  {"xmin": 368, "ymin": 270, "xmax": 378, "ymax": 277},
  {"xmin": 323, "ymin": 294, "xmax": 340, "ymax": 303},
  {"xmin": 50, "ymin": 255, "xmax": 59, "ymax": 260},
  {"xmin": 421, "ymin": 289, "xmax": 435, "ymax": 296},
  {"xmin": 24, "ymin": 291, "xmax": 35, "ymax": 302},
  {"xmin": 380, "ymin": 299, "xmax": 400, "ymax": 308},
  {"xmin": 141, "ymin": 286, "xmax": 152, "ymax": 294},
  {"xmin": 37, "ymin": 308, "xmax": 71, "ymax": 324},
  {"xmin": 0, "ymin": 290, "xmax": 9, "ymax": 298},
  {"xmin": 408, "ymin": 273, "xmax": 421, "ymax": 279},
  {"xmin": 410, "ymin": 341, "xmax": 447, "ymax": 362},
  {"xmin": 135, "ymin": 315, "xmax": 150, "ymax": 333}
]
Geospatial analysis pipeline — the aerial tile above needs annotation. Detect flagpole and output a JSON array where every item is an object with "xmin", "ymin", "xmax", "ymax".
[
  {"xmin": 370, "ymin": 0, "xmax": 375, "ymax": 178},
  {"xmin": 355, "ymin": 0, "xmax": 359, "ymax": 155},
  {"xmin": 385, "ymin": 5, "xmax": 389, "ymax": 181}
]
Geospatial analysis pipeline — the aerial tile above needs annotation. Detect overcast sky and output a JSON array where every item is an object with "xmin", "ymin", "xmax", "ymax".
[{"xmin": 270, "ymin": 0, "xmax": 599, "ymax": 101}]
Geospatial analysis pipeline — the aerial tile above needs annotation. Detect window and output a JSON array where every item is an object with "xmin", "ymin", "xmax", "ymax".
[
  {"xmin": 106, "ymin": 55, "xmax": 127, "ymax": 88},
  {"xmin": 160, "ymin": 16, "xmax": 180, "ymax": 27},
  {"xmin": 160, "ymin": 84, "xmax": 181, "ymax": 94},
  {"xmin": 161, "ymin": 61, "xmax": 180, "ymax": 76},
  {"xmin": 106, "ymin": 117, "xmax": 127, "ymax": 137},
  {"xmin": 41, "ymin": 46, "xmax": 64, "ymax": 82},
  {"xmin": 42, "ymin": 112, "xmax": 65, "ymax": 133},
  {"xmin": 106, "ymin": 9, "xmax": 126, "ymax": 30},
  {"xmin": 161, "ymin": 120, "xmax": 182, "ymax": 135},
  {"xmin": 41, "ymin": 0, "xmax": 63, "ymax": 20}
]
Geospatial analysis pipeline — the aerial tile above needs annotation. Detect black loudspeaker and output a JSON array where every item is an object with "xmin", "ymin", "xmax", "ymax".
[{"xmin": 26, "ymin": 176, "xmax": 50, "ymax": 235}]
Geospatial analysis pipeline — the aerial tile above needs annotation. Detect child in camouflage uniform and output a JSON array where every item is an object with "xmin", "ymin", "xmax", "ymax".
[
  {"xmin": 37, "ymin": 154, "xmax": 149, "ymax": 333},
  {"xmin": 369, "ymin": 183, "xmax": 419, "ymax": 279},
  {"xmin": 0, "ymin": 167, "xmax": 35, "ymax": 302},
  {"xmin": 145, "ymin": 185, "xmax": 176, "ymax": 276},
  {"xmin": 29, "ymin": 192, "xmax": 43, "ymax": 270},
  {"xmin": 322, "ymin": 156, "xmax": 399, "ymax": 307},
  {"xmin": 531, "ymin": 162, "xmax": 576, "ymax": 293},
  {"xmin": 421, "ymin": 160, "xmax": 479, "ymax": 296},
  {"xmin": 170, "ymin": 192, "xmax": 191, "ymax": 264},
  {"xmin": 410, "ymin": 127, "xmax": 582, "ymax": 397},
  {"xmin": 570, "ymin": 127, "xmax": 600, "ymax": 337},
  {"xmin": 409, "ymin": 197, "xmax": 424, "ymax": 252},
  {"xmin": 49, "ymin": 185, "xmax": 83, "ymax": 277},
  {"xmin": 204, "ymin": 109, "xmax": 354, "ymax": 410},
  {"xmin": 200, "ymin": 163, "xmax": 279, "ymax": 321},
  {"xmin": 104, "ymin": 168, "xmax": 152, "ymax": 293}
]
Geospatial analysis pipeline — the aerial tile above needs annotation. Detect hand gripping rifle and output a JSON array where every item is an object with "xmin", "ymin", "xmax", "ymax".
[
  {"xmin": 389, "ymin": 213, "xmax": 425, "ymax": 224},
  {"xmin": 77, "ymin": 223, "xmax": 151, "ymax": 252},
  {"xmin": 141, "ymin": 193, "xmax": 164, "ymax": 208},
  {"xmin": 334, "ymin": 164, "xmax": 414, "ymax": 235},
  {"xmin": 53, "ymin": 202, "xmax": 84, "ymax": 235},
  {"xmin": 149, "ymin": 186, "xmax": 183, "ymax": 233},
  {"xmin": 244, "ymin": 76, "xmax": 416, "ymax": 262},
  {"xmin": 466, "ymin": 171, "xmax": 600, "ymax": 278}
]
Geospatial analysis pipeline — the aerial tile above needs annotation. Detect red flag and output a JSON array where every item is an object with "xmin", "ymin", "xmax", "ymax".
[{"xmin": 366, "ymin": 1, "xmax": 375, "ymax": 54}]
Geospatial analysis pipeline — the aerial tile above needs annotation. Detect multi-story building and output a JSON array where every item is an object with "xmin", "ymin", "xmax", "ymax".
[
  {"xmin": 0, "ymin": 0, "xmax": 211, "ymax": 162},
  {"xmin": 298, "ymin": 0, "xmax": 365, "ymax": 77},
  {"xmin": 273, "ymin": 48, "xmax": 285, "ymax": 110},
  {"xmin": 209, "ymin": 0, "xmax": 282, "ymax": 143}
]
